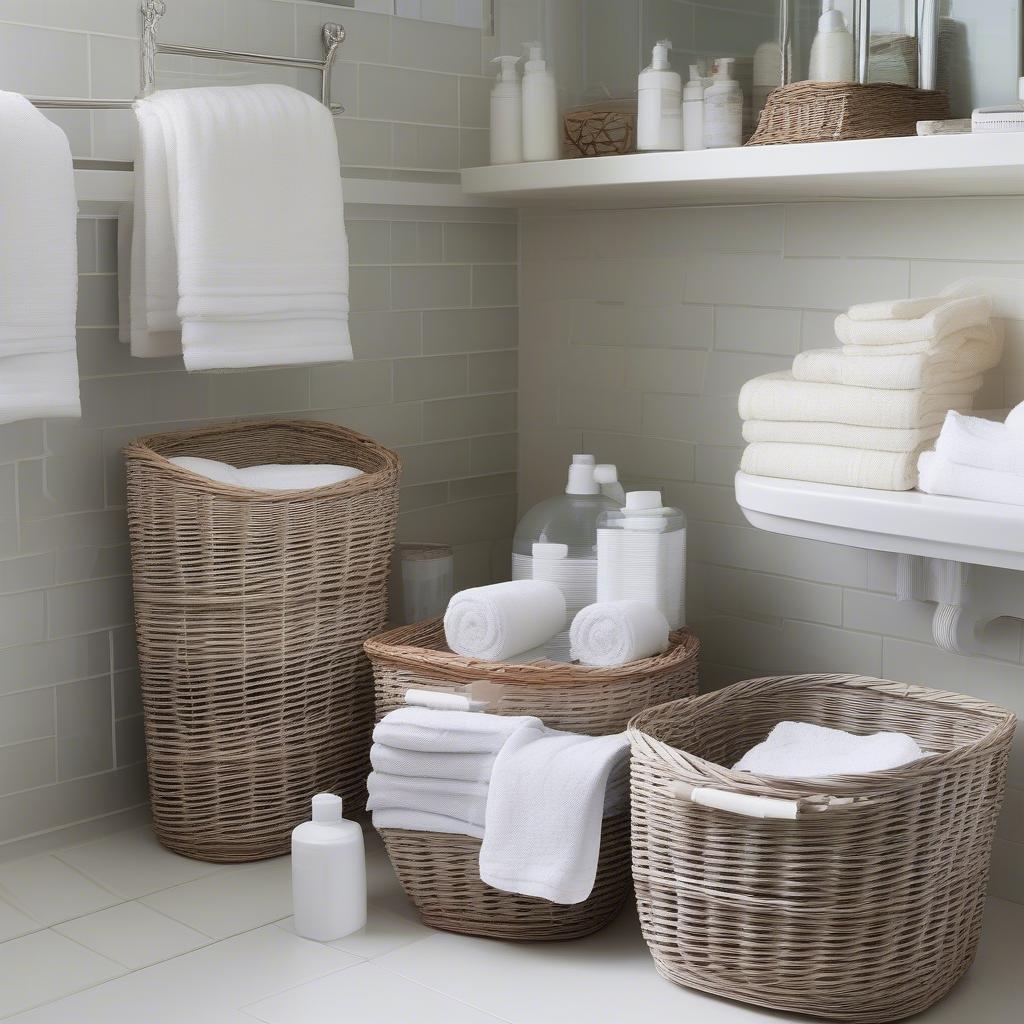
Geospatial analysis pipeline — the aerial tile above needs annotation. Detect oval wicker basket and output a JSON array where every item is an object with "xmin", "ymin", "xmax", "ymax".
[
  {"xmin": 366, "ymin": 619, "xmax": 701, "ymax": 940},
  {"xmin": 629, "ymin": 674, "xmax": 1016, "ymax": 1022},
  {"xmin": 124, "ymin": 419, "xmax": 401, "ymax": 863}
]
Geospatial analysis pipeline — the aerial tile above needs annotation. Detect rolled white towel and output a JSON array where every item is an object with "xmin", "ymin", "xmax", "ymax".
[
  {"xmin": 569, "ymin": 601, "xmax": 670, "ymax": 667},
  {"xmin": 444, "ymin": 580, "xmax": 566, "ymax": 662}
]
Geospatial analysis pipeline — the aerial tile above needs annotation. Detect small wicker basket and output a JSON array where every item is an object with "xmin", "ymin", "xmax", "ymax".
[
  {"xmin": 563, "ymin": 108, "xmax": 637, "ymax": 158},
  {"xmin": 365, "ymin": 619, "xmax": 700, "ymax": 940},
  {"xmin": 629, "ymin": 674, "xmax": 1016, "ymax": 1022}
]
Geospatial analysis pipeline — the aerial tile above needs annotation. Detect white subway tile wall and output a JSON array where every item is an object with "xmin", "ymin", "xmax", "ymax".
[{"xmin": 519, "ymin": 196, "xmax": 1024, "ymax": 904}]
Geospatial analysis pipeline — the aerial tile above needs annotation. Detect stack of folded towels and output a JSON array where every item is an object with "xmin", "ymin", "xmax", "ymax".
[{"xmin": 739, "ymin": 294, "xmax": 1001, "ymax": 491}]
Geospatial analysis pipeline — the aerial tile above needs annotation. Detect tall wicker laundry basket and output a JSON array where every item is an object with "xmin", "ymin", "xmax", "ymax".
[
  {"xmin": 124, "ymin": 419, "xmax": 401, "ymax": 863},
  {"xmin": 629, "ymin": 674, "xmax": 1016, "ymax": 1022}
]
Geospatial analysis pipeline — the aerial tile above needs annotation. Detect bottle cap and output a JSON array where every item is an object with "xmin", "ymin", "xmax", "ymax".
[
  {"xmin": 573, "ymin": 454, "xmax": 596, "ymax": 466},
  {"xmin": 524, "ymin": 41, "xmax": 546, "ymax": 71},
  {"xmin": 818, "ymin": 0, "xmax": 845, "ymax": 32},
  {"xmin": 311, "ymin": 792, "xmax": 343, "ymax": 823},
  {"xmin": 593, "ymin": 464, "xmax": 618, "ymax": 484},
  {"xmin": 625, "ymin": 490, "xmax": 663, "ymax": 511},
  {"xmin": 491, "ymin": 55, "xmax": 519, "ymax": 82},
  {"xmin": 566, "ymin": 464, "xmax": 599, "ymax": 495},
  {"xmin": 713, "ymin": 57, "xmax": 735, "ymax": 80},
  {"xmin": 650, "ymin": 39, "xmax": 672, "ymax": 71}
]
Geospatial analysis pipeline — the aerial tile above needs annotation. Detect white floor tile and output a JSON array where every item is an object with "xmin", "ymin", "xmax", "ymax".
[
  {"xmin": 276, "ymin": 904, "xmax": 432, "ymax": 959},
  {"xmin": 243, "ymin": 961, "xmax": 504, "ymax": 1023},
  {"xmin": 54, "ymin": 901, "xmax": 210, "ymax": 970},
  {"xmin": 139, "ymin": 857, "xmax": 293, "ymax": 939},
  {"xmin": 0, "ymin": 896, "xmax": 39, "ymax": 942},
  {"xmin": 55, "ymin": 826, "xmax": 223, "ymax": 899},
  {"xmin": 0, "ymin": 855, "xmax": 120, "ymax": 926},
  {"xmin": 0, "ymin": 929, "xmax": 125, "ymax": 1018}
]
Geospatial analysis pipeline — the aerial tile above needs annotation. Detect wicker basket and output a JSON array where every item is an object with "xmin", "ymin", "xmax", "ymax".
[
  {"xmin": 748, "ymin": 82, "xmax": 950, "ymax": 145},
  {"xmin": 124, "ymin": 419, "xmax": 401, "ymax": 863},
  {"xmin": 564, "ymin": 108, "xmax": 636, "ymax": 157},
  {"xmin": 366, "ymin": 619, "xmax": 700, "ymax": 939},
  {"xmin": 629, "ymin": 674, "xmax": 1016, "ymax": 1022}
]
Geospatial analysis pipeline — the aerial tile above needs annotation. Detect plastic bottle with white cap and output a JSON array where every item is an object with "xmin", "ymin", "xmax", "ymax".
[
  {"xmin": 808, "ymin": 0, "xmax": 854, "ymax": 83},
  {"xmin": 490, "ymin": 55, "xmax": 523, "ymax": 164},
  {"xmin": 291, "ymin": 793, "xmax": 366, "ymax": 942},
  {"xmin": 637, "ymin": 39, "xmax": 683, "ymax": 151},
  {"xmin": 703, "ymin": 57, "xmax": 743, "ymax": 149},
  {"xmin": 521, "ymin": 42, "xmax": 559, "ymax": 162}
]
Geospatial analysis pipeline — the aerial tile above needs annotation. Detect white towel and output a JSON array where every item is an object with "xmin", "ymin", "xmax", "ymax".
[
  {"xmin": 734, "ymin": 720, "xmax": 924, "ymax": 778},
  {"xmin": 918, "ymin": 450, "xmax": 1024, "ymax": 505},
  {"xmin": 0, "ymin": 91, "xmax": 80, "ymax": 424},
  {"xmin": 370, "ymin": 744, "xmax": 496, "ymax": 783},
  {"xmin": 371, "ymin": 808, "xmax": 484, "ymax": 840},
  {"xmin": 1005, "ymin": 400, "xmax": 1024, "ymax": 440},
  {"xmin": 846, "ymin": 293, "xmax": 990, "ymax": 322},
  {"xmin": 569, "ymin": 601, "xmax": 670, "ymax": 667},
  {"xmin": 132, "ymin": 84, "xmax": 351, "ymax": 369},
  {"xmin": 741, "ymin": 442, "xmax": 929, "ymax": 491},
  {"xmin": 444, "ymin": 580, "xmax": 566, "ymax": 662},
  {"xmin": 934, "ymin": 411, "xmax": 1024, "ymax": 475},
  {"xmin": 738, "ymin": 371, "xmax": 977, "ymax": 428},
  {"xmin": 742, "ymin": 419, "xmax": 940, "ymax": 453},
  {"xmin": 366, "ymin": 772, "xmax": 488, "ymax": 826},
  {"xmin": 840, "ymin": 322, "xmax": 1002, "ymax": 359},
  {"xmin": 835, "ymin": 296, "xmax": 990, "ymax": 346},
  {"xmin": 168, "ymin": 456, "xmax": 361, "ymax": 491},
  {"xmin": 403, "ymin": 689, "xmax": 488, "ymax": 713},
  {"xmin": 479, "ymin": 725, "xmax": 630, "ymax": 905},
  {"xmin": 372, "ymin": 706, "xmax": 543, "ymax": 754}
]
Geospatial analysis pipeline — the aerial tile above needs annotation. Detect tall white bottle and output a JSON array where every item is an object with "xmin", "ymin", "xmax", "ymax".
[
  {"xmin": 291, "ymin": 793, "xmax": 366, "ymax": 942},
  {"xmin": 637, "ymin": 39, "xmax": 683, "ymax": 152},
  {"xmin": 752, "ymin": 40, "xmax": 782, "ymax": 121},
  {"xmin": 521, "ymin": 42, "xmax": 559, "ymax": 162},
  {"xmin": 489, "ymin": 55, "xmax": 522, "ymax": 165},
  {"xmin": 808, "ymin": 0, "xmax": 854, "ymax": 83},
  {"xmin": 682, "ymin": 64, "xmax": 706, "ymax": 151},
  {"xmin": 704, "ymin": 57, "xmax": 743, "ymax": 149}
]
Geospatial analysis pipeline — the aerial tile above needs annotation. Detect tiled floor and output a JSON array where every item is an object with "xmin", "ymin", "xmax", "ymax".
[{"xmin": 0, "ymin": 822, "xmax": 1022, "ymax": 1022}]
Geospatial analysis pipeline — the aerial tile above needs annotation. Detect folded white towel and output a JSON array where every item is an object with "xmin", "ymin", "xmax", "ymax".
[
  {"xmin": 569, "ymin": 601, "xmax": 670, "ymax": 667},
  {"xmin": 918, "ymin": 450, "xmax": 1024, "ymax": 505},
  {"xmin": 738, "ymin": 371, "xmax": 977, "ymax": 428},
  {"xmin": 793, "ymin": 343, "xmax": 994, "ymax": 391},
  {"xmin": 370, "ymin": 807, "xmax": 484, "ymax": 840},
  {"xmin": 742, "ymin": 419, "xmax": 940, "ymax": 453},
  {"xmin": 369, "ymin": 744, "xmax": 496, "ymax": 783},
  {"xmin": 835, "ymin": 296, "xmax": 990, "ymax": 347},
  {"xmin": 840, "ymin": 322, "xmax": 1002, "ymax": 359},
  {"xmin": 366, "ymin": 771, "xmax": 489, "ymax": 826},
  {"xmin": 167, "ymin": 456, "xmax": 362, "ymax": 491},
  {"xmin": 133, "ymin": 85, "xmax": 352, "ymax": 369},
  {"xmin": 444, "ymin": 580, "xmax": 566, "ymax": 662},
  {"xmin": 934, "ymin": 411, "xmax": 1024, "ymax": 475},
  {"xmin": 734, "ymin": 720, "xmax": 924, "ymax": 778},
  {"xmin": 480, "ymin": 725, "xmax": 630, "ymax": 904},
  {"xmin": 372, "ymin": 706, "xmax": 543, "ymax": 754},
  {"xmin": 846, "ymin": 293, "xmax": 991, "ymax": 323},
  {"xmin": 0, "ymin": 91, "xmax": 80, "ymax": 423},
  {"xmin": 404, "ymin": 689, "xmax": 487, "ymax": 713},
  {"xmin": 741, "ymin": 442, "xmax": 928, "ymax": 491}
]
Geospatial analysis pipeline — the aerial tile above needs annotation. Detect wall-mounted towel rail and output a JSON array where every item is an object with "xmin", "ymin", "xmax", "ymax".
[{"xmin": 26, "ymin": 1, "xmax": 346, "ymax": 114}]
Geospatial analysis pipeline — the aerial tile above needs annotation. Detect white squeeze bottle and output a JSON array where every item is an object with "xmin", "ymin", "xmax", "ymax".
[
  {"xmin": 490, "ymin": 55, "xmax": 523, "ymax": 165},
  {"xmin": 704, "ymin": 57, "xmax": 743, "ymax": 149},
  {"xmin": 637, "ymin": 39, "xmax": 683, "ymax": 152},
  {"xmin": 291, "ymin": 793, "xmax": 366, "ymax": 942},
  {"xmin": 682, "ymin": 64, "xmax": 706, "ymax": 151},
  {"xmin": 808, "ymin": 0, "xmax": 854, "ymax": 83},
  {"xmin": 521, "ymin": 42, "xmax": 560, "ymax": 162}
]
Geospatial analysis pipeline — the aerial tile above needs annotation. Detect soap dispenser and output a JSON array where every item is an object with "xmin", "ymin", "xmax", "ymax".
[
  {"xmin": 637, "ymin": 39, "xmax": 683, "ymax": 152},
  {"xmin": 489, "ymin": 55, "xmax": 523, "ymax": 165},
  {"xmin": 704, "ymin": 58, "xmax": 742, "ymax": 149},
  {"xmin": 808, "ymin": 0, "xmax": 854, "ymax": 83},
  {"xmin": 291, "ymin": 793, "xmax": 366, "ymax": 942},
  {"xmin": 521, "ymin": 42, "xmax": 559, "ymax": 162},
  {"xmin": 682, "ymin": 64, "xmax": 706, "ymax": 151}
]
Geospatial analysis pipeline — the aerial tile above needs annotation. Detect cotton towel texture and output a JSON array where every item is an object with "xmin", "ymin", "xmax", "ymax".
[
  {"xmin": 168, "ymin": 456, "xmax": 362, "ymax": 491},
  {"xmin": 569, "ymin": 600, "xmax": 670, "ymax": 667}
]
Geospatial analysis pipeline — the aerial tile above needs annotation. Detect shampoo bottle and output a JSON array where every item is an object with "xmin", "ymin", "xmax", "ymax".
[
  {"xmin": 808, "ymin": 0, "xmax": 854, "ymax": 83},
  {"xmin": 637, "ymin": 39, "xmax": 683, "ymax": 152},
  {"xmin": 704, "ymin": 57, "xmax": 742, "ymax": 149},
  {"xmin": 291, "ymin": 793, "xmax": 366, "ymax": 942},
  {"xmin": 521, "ymin": 42, "xmax": 559, "ymax": 162},
  {"xmin": 489, "ymin": 55, "xmax": 523, "ymax": 165},
  {"xmin": 682, "ymin": 64, "xmax": 706, "ymax": 151}
]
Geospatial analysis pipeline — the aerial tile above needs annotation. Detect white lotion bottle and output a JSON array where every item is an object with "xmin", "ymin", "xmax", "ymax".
[
  {"xmin": 291, "ymin": 793, "xmax": 366, "ymax": 942},
  {"xmin": 704, "ymin": 57, "xmax": 743, "ymax": 149},
  {"xmin": 489, "ymin": 55, "xmax": 522, "ymax": 165},
  {"xmin": 637, "ymin": 39, "xmax": 683, "ymax": 152},
  {"xmin": 752, "ymin": 40, "xmax": 782, "ymax": 121},
  {"xmin": 521, "ymin": 42, "xmax": 559, "ymax": 162},
  {"xmin": 682, "ymin": 64, "xmax": 706, "ymax": 151},
  {"xmin": 808, "ymin": 0, "xmax": 854, "ymax": 83}
]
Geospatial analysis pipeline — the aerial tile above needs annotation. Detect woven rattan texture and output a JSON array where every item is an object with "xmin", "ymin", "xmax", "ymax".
[{"xmin": 564, "ymin": 109, "xmax": 637, "ymax": 157}]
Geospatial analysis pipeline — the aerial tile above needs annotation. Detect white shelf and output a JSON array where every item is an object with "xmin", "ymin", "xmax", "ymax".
[{"xmin": 462, "ymin": 133, "xmax": 1024, "ymax": 208}]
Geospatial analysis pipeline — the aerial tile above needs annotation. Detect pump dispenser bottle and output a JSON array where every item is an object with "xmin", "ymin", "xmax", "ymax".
[
  {"xmin": 637, "ymin": 39, "xmax": 683, "ymax": 151},
  {"xmin": 704, "ymin": 57, "xmax": 743, "ymax": 149},
  {"xmin": 489, "ymin": 55, "xmax": 522, "ymax": 165},
  {"xmin": 521, "ymin": 42, "xmax": 559, "ymax": 161},
  {"xmin": 808, "ymin": 0, "xmax": 854, "ymax": 82},
  {"xmin": 682, "ymin": 64, "xmax": 706, "ymax": 151}
]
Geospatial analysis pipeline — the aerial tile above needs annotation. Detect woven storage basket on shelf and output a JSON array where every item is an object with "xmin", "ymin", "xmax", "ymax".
[
  {"xmin": 124, "ymin": 420, "xmax": 401, "ymax": 863},
  {"xmin": 747, "ymin": 82, "xmax": 950, "ymax": 145},
  {"xmin": 629, "ymin": 674, "xmax": 1016, "ymax": 1022},
  {"xmin": 365, "ymin": 619, "xmax": 700, "ymax": 940}
]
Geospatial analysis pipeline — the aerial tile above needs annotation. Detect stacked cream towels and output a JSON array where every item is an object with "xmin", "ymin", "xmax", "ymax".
[{"xmin": 739, "ymin": 295, "xmax": 1000, "ymax": 490}]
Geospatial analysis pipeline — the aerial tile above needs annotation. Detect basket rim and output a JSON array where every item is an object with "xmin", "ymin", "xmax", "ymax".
[
  {"xmin": 122, "ymin": 417, "xmax": 402, "ymax": 500},
  {"xmin": 365, "ymin": 618, "xmax": 700, "ymax": 687},
  {"xmin": 627, "ymin": 672, "xmax": 1017, "ymax": 800}
]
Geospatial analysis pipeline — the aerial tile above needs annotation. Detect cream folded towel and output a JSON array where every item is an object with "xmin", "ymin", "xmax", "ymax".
[
  {"xmin": 742, "ymin": 419, "xmax": 939, "ymax": 453},
  {"xmin": 370, "ymin": 808, "xmax": 484, "ymax": 840},
  {"xmin": 835, "ymin": 296, "xmax": 990, "ymax": 347},
  {"xmin": 366, "ymin": 772, "xmax": 488, "ymax": 826},
  {"xmin": 738, "ymin": 371, "xmax": 976, "ymax": 428},
  {"xmin": 918, "ymin": 450, "xmax": 1024, "ymax": 505},
  {"xmin": 372, "ymin": 706, "xmax": 542, "ymax": 754},
  {"xmin": 569, "ymin": 601, "xmax": 670, "ymax": 667},
  {"xmin": 934, "ymin": 411, "xmax": 1024, "ymax": 475},
  {"xmin": 369, "ymin": 744, "xmax": 496, "ymax": 783},
  {"xmin": 846, "ymin": 293, "xmax": 990, "ymax": 322},
  {"xmin": 794, "ymin": 343, "xmax": 993, "ymax": 391},
  {"xmin": 840, "ymin": 322, "xmax": 1001, "ymax": 359},
  {"xmin": 741, "ymin": 442, "xmax": 926, "ymax": 491},
  {"xmin": 0, "ymin": 91, "xmax": 80, "ymax": 424}
]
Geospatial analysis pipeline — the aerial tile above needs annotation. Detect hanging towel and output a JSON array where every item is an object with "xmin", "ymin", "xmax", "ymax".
[
  {"xmin": 933, "ymin": 411, "xmax": 1024, "ymax": 475},
  {"xmin": 370, "ymin": 808, "xmax": 484, "ymax": 840},
  {"xmin": 741, "ymin": 442, "xmax": 927, "ymax": 491},
  {"xmin": 366, "ymin": 772, "xmax": 489, "ymax": 827},
  {"xmin": 569, "ymin": 601, "xmax": 670, "ymax": 667},
  {"xmin": 0, "ymin": 91, "xmax": 80, "ymax": 424},
  {"xmin": 738, "ymin": 371, "xmax": 977, "ymax": 428},
  {"xmin": 369, "ymin": 744, "xmax": 497, "ymax": 783},
  {"xmin": 835, "ymin": 295, "xmax": 990, "ymax": 347},
  {"xmin": 372, "ymin": 706, "xmax": 543, "ymax": 755},
  {"xmin": 444, "ymin": 580, "xmax": 566, "ymax": 662},
  {"xmin": 918, "ymin": 450, "xmax": 1024, "ymax": 505},
  {"xmin": 479, "ymin": 726, "xmax": 630, "ymax": 904},
  {"xmin": 742, "ymin": 419, "xmax": 940, "ymax": 453},
  {"xmin": 734, "ymin": 720, "xmax": 924, "ymax": 778},
  {"xmin": 132, "ymin": 84, "xmax": 351, "ymax": 369},
  {"xmin": 840, "ymin": 322, "xmax": 1002, "ymax": 359}
]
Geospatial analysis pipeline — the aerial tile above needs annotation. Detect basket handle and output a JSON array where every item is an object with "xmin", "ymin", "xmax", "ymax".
[{"xmin": 668, "ymin": 781, "xmax": 801, "ymax": 820}]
